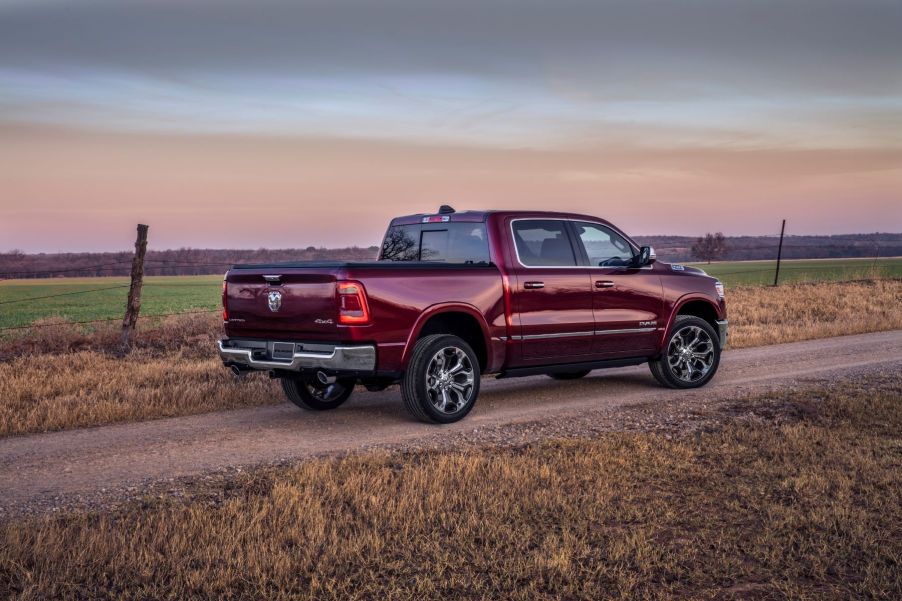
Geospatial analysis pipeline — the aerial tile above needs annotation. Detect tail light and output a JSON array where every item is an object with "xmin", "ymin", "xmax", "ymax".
[
  {"xmin": 337, "ymin": 280, "xmax": 370, "ymax": 325},
  {"xmin": 222, "ymin": 273, "xmax": 229, "ymax": 321}
]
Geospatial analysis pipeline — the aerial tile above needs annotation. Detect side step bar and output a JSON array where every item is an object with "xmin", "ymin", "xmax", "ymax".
[{"xmin": 495, "ymin": 356, "xmax": 648, "ymax": 379}]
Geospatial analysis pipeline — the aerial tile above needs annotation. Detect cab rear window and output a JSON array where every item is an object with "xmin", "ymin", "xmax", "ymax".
[{"xmin": 380, "ymin": 223, "xmax": 490, "ymax": 263}]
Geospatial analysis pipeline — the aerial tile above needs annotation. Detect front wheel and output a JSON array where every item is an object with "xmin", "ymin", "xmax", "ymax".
[
  {"xmin": 649, "ymin": 315, "xmax": 721, "ymax": 389},
  {"xmin": 282, "ymin": 376, "xmax": 355, "ymax": 410},
  {"xmin": 401, "ymin": 334, "xmax": 481, "ymax": 424}
]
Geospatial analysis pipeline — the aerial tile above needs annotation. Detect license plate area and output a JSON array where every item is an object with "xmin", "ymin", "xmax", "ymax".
[{"xmin": 271, "ymin": 342, "xmax": 296, "ymax": 360}]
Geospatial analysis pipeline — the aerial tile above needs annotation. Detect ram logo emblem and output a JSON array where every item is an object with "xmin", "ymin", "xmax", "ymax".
[{"xmin": 267, "ymin": 290, "xmax": 282, "ymax": 312}]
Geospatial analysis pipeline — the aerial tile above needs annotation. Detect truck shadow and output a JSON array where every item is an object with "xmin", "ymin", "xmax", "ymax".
[{"xmin": 318, "ymin": 367, "xmax": 662, "ymax": 424}]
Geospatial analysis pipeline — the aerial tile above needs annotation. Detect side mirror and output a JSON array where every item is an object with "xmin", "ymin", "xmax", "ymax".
[{"xmin": 634, "ymin": 246, "xmax": 656, "ymax": 267}]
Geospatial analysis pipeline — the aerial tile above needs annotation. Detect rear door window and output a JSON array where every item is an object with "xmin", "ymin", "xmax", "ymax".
[{"xmin": 511, "ymin": 220, "xmax": 577, "ymax": 267}]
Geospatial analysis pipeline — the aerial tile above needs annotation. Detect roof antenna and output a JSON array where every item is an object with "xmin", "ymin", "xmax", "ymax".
[{"xmin": 438, "ymin": 204, "xmax": 456, "ymax": 214}]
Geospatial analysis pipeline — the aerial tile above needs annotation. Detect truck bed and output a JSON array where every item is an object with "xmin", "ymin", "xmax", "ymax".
[
  {"xmin": 230, "ymin": 261, "xmax": 495, "ymax": 270},
  {"xmin": 224, "ymin": 260, "xmax": 507, "ymax": 373}
]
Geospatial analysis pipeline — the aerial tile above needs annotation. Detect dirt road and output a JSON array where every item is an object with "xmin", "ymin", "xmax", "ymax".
[{"xmin": 2, "ymin": 330, "xmax": 900, "ymax": 515}]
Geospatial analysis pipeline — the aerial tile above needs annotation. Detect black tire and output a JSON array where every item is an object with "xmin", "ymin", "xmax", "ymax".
[
  {"xmin": 401, "ymin": 334, "xmax": 481, "ymax": 424},
  {"xmin": 548, "ymin": 370, "xmax": 592, "ymax": 380},
  {"xmin": 649, "ymin": 315, "xmax": 721, "ymax": 389},
  {"xmin": 281, "ymin": 376, "xmax": 355, "ymax": 410}
]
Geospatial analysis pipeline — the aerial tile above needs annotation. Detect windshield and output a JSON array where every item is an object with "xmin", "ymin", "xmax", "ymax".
[{"xmin": 379, "ymin": 223, "xmax": 490, "ymax": 263}]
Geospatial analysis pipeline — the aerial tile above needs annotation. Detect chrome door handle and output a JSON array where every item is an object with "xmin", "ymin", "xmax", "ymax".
[
  {"xmin": 595, "ymin": 280, "xmax": 615, "ymax": 288},
  {"xmin": 524, "ymin": 281, "xmax": 545, "ymax": 289}
]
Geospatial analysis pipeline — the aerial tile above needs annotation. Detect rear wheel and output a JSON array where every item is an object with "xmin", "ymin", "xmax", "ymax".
[
  {"xmin": 649, "ymin": 315, "xmax": 721, "ymax": 389},
  {"xmin": 548, "ymin": 370, "xmax": 591, "ymax": 380},
  {"xmin": 281, "ymin": 376, "xmax": 355, "ymax": 410},
  {"xmin": 402, "ymin": 334, "xmax": 481, "ymax": 424}
]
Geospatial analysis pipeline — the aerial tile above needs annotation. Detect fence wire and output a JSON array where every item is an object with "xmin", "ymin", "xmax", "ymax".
[
  {"xmin": 0, "ymin": 285, "xmax": 131, "ymax": 306},
  {"xmin": 0, "ymin": 309, "xmax": 220, "ymax": 332}
]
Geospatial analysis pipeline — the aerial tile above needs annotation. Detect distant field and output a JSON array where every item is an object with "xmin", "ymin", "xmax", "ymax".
[
  {"xmin": 686, "ymin": 256, "xmax": 902, "ymax": 287},
  {"xmin": 0, "ymin": 275, "xmax": 222, "ymax": 330},
  {"xmin": 1, "ymin": 258, "xmax": 900, "ymax": 330}
]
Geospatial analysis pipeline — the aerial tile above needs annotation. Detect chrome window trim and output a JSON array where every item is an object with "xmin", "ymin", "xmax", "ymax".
[{"xmin": 509, "ymin": 218, "xmax": 646, "ymax": 270}]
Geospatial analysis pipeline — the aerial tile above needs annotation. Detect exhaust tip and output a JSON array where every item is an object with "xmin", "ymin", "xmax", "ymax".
[
  {"xmin": 230, "ymin": 365, "xmax": 243, "ymax": 378},
  {"xmin": 316, "ymin": 370, "xmax": 330, "ymax": 385}
]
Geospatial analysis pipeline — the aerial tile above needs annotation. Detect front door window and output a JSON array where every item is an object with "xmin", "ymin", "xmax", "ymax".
[{"xmin": 572, "ymin": 222, "xmax": 635, "ymax": 267}]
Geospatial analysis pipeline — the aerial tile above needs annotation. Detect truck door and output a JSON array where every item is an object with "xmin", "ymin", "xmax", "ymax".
[
  {"xmin": 570, "ymin": 221, "xmax": 664, "ymax": 356},
  {"xmin": 509, "ymin": 219, "xmax": 595, "ymax": 362}
]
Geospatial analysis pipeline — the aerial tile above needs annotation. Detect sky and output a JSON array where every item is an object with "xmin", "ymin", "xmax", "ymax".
[{"xmin": 1, "ymin": 0, "xmax": 900, "ymax": 252}]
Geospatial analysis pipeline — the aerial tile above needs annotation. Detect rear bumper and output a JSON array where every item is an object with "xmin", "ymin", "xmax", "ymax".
[
  {"xmin": 218, "ymin": 339, "xmax": 376, "ymax": 373},
  {"xmin": 716, "ymin": 320, "xmax": 728, "ymax": 348}
]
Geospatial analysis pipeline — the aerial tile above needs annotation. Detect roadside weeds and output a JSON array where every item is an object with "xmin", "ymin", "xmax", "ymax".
[{"xmin": 1, "ymin": 374, "xmax": 899, "ymax": 600}]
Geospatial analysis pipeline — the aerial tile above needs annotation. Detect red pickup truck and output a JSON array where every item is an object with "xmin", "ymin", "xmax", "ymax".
[{"xmin": 219, "ymin": 207, "xmax": 727, "ymax": 423}]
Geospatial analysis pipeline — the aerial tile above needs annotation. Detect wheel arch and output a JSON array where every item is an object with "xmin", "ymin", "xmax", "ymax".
[
  {"xmin": 402, "ymin": 304, "xmax": 492, "ymax": 372},
  {"xmin": 661, "ymin": 294, "xmax": 723, "ymax": 347}
]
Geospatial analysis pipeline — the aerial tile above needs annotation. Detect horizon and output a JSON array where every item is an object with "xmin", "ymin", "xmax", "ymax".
[
  {"xmin": 2, "ymin": 1, "xmax": 901, "ymax": 252},
  {"xmin": 5, "ymin": 230, "xmax": 901, "ymax": 256}
]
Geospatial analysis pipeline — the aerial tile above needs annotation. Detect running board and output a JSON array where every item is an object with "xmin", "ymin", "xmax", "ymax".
[{"xmin": 495, "ymin": 356, "xmax": 649, "ymax": 379}]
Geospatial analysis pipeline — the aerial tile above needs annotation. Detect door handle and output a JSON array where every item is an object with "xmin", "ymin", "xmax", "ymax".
[
  {"xmin": 595, "ymin": 280, "xmax": 615, "ymax": 288},
  {"xmin": 524, "ymin": 281, "xmax": 545, "ymax": 289}
]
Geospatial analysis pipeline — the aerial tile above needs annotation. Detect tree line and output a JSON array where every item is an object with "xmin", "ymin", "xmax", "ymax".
[
  {"xmin": 1, "ymin": 233, "xmax": 899, "ymax": 278},
  {"xmin": 634, "ymin": 233, "xmax": 901, "ymax": 263},
  {"xmin": 0, "ymin": 246, "xmax": 379, "ymax": 279}
]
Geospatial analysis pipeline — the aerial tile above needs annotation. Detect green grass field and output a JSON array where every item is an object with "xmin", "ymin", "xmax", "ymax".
[
  {"xmin": 1, "ymin": 258, "xmax": 899, "ymax": 330},
  {"xmin": 685, "ymin": 256, "xmax": 902, "ymax": 287},
  {"xmin": 0, "ymin": 275, "xmax": 222, "ymax": 330}
]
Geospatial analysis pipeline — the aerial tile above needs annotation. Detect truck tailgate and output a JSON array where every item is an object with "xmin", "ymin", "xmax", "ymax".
[{"xmin": 225, "ymin": 269, "xmax": 340, "ymax": 339}]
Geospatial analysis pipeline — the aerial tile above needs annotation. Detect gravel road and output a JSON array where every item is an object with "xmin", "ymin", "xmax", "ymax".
[{"xmin": 2, "ymin": 330, "xmax": 900, "ymax": 516}]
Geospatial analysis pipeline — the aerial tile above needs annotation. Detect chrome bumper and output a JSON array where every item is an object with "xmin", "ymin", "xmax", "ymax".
[
  {"xmin": 716, "ymin": 320, "xmax": 728, "ymax": 347},
  {"xmin": 218, "ymin": 340, "xmax": 376, "ymax": 373}
]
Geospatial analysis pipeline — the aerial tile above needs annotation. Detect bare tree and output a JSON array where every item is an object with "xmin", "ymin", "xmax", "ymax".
[
  {"xmin": 379, "ymin": 228, "xmax": 419, "ymax": 261},
  {"xmin": 691, "ymin": 232, "xmax": 728, "ymax": 263}
]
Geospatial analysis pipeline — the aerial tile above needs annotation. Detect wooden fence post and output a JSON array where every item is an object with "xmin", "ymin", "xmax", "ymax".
[{"xmin": 120, "ymin": 224, "xmax": 149, "ymax": 350}]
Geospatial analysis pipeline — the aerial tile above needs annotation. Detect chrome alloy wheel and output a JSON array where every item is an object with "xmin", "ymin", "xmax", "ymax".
[
  {"xmin": 666, "ymin": 325, "xmax": 715, "ymax": 383},
  {"xmin": 425, "ymin": 346, "xmax": 475, "ymax": 414}
]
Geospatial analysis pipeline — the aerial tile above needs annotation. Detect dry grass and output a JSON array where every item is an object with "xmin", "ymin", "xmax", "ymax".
[
  {"xmin": 0, "ymin": 312, "xmax": 220, "ymax": 361},
  {"xmin": 0, "ymin": 280, "xmax": 902, "ymax": 436},
  {"xmin": 0, "ymin": 351, "xmax": 279, "ymax": 436},
  {"xmin": 0, "ymin": 280, "xmax": 899, "ymax": 437},
  {"xmin": 727, "ymin": 279, "xmax": 902, "ymax": 348},
  {"xmin": 2, "ymin": 376, "xmax": 899, "ymax": 600}
]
